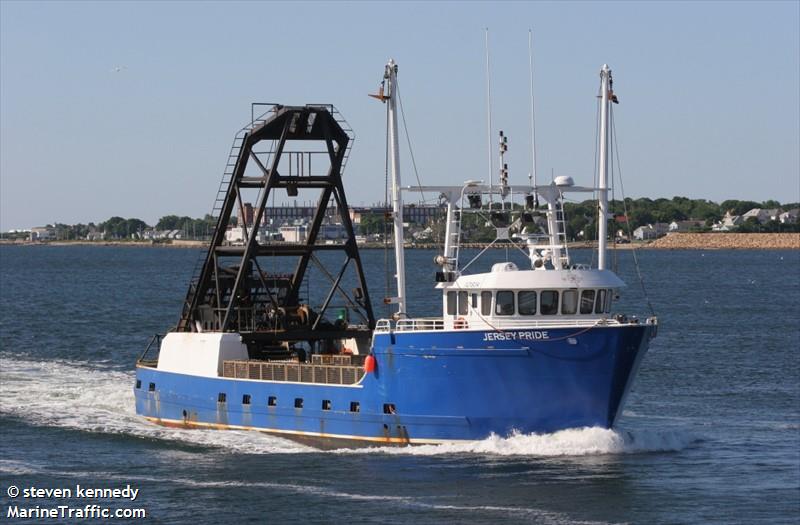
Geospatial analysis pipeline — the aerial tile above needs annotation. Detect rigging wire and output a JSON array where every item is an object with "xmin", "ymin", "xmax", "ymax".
[
  {"xmin": 395, "ymin": 76, "xmax": 444, "ymax": 257},
  {"xmin": 394, "ymin": 79, "xmax": 428, "ymax": 204},
  {"xmin": 610, "ymin": 105, "xmax": 619, "ymax": 273},
  {"xmin": 610, "ymin": 105, "xmax": 656, "ymax": 317}
]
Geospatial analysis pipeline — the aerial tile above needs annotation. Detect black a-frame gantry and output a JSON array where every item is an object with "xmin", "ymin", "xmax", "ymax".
[{"xmin": 178, "ymin": 105, "xmax": 374, "ymax": 352}]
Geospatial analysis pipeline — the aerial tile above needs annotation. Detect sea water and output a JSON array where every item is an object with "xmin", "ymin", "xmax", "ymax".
[{"xmin": 1, "ymin": 246, "xmax": 798, "ymax": 524}]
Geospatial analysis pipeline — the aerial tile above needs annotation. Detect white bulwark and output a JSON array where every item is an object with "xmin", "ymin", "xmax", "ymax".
[{"xmin": 157, "ymin": 333, "xmax": 248, "ymax": 378}]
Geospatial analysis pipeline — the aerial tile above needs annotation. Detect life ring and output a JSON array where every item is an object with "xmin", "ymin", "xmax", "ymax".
[{"xmin": 454, "ymin": 317, "xmax": 468, "ymax": 330}]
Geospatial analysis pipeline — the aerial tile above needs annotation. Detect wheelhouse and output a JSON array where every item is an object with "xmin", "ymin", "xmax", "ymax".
[{"xmin": 437, "ymin": 262, "xmax": 625, "ymax": 330}]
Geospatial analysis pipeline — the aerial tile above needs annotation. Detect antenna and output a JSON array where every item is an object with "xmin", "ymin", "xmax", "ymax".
[
  {"xmin": 499, "ymin": 130, "xmax": 509, "ymax": 209},
  {"xmin": 485, "ymin": 28, "xmax": 494, "ymax": 204},
  {"xmin": 528, "ymin": 29, "xmax": 538, "ymax": 200}
]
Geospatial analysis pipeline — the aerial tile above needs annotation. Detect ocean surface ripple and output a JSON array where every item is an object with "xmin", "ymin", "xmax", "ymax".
[{"xmin": 1, "ymin": 246, "xmax": 798, "ymax": 524}]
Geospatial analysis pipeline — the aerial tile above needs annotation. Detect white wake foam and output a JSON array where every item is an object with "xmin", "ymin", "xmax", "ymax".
[
  {"xmin": 0, "ymin": 354, "xmax": 695, "ymax": 458},
  {"xmin": 0, "ymin": 355, "xmax": 312, "ymax": 454},
  {"xmin": 341, "ymin": 426, "xmax": 695, "ymax": 457}
]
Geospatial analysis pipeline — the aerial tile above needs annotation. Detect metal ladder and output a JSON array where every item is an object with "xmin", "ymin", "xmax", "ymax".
[
  {"xmin": 179, "ymin": 114, "xmax": 272, "ymax": 327},
  {"xmin": 179, "ymin": 106, "xmax": 352, "ymax": 329},
  {"xmin": 450, "ymin": 206, "xmax": 463, "ymax": 273},
  {"xmin": 553, "ymin": 200, "xmax": 571, "ymax": 267},
  {"xmin": 330, "ymin": 105, "xmax": 355, "ymax": 174}
]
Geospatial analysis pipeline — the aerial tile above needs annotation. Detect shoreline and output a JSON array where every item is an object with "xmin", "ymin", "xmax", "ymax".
[{"xmin": 2, "ymin": 233, "xmax": 798, "ymax": 250}]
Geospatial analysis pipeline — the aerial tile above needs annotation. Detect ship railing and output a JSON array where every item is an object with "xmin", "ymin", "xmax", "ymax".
[
  {"xmin": 374, "ymin": 318, "xmax": 445, "ymax": 333},
  {"xmin": 472, "ymin": 318, "xmax": 616, "ymax": 329},
  {"xmin": 222, "ymin": 359, "xmax": 366, "ymax": 385},
  {"xmin": 137, "ymin": 333, "xmax": 164, "ymax": 367},
  {"xmin": 209, "ymin": 307, "xmax": 256, "ymax": 332},
  {"xmin": 375, "ymin": 316, "xmax": 644, "ymax": 332}
]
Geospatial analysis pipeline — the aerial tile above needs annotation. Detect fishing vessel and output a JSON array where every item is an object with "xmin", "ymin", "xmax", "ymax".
[{"xmin": 135, "ymin": 60, "xmax": 657, "ymax": 447}]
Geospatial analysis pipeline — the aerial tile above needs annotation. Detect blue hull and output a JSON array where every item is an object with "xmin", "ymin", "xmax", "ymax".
[{"xmin": 134, "ymin": 324, "xmax": 653, "ymax": 445}]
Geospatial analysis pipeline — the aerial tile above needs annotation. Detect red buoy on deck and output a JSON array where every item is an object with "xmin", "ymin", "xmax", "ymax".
[{"xmin": 364, "ymin": 354, "xmax": 376, "ymax": 373}]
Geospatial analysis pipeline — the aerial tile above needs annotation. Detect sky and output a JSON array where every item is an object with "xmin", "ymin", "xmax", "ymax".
[{"xmin": 1, "ymin": 0, "xmax": 798, "ymax": 230}]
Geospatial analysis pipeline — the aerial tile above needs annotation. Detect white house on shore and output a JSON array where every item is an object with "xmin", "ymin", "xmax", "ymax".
[
  {"xmin": 29, "ymin": 227, "xmax": 54, "ymax": 241},
  {"xmin": 141, "ymin": 229, "xmax": 183, "ymax": 241},
  {"xmin": 741, "ymin": 208, "xmax": 781, "ymax": 224},
  {"xmin": 633, "ymin": 223, "xmax": 670, "ymax": 240},
  {"xmin": 712, "ymin": 212, "xmax": 743, "ymax": 232},
  {"xmin": 86, "ymin": 231, "xmax": 106, "ymax": 241},
  {"xmin": 779, "ymin": 209, "xmax": 798, "ymax": 224},
  {"xmin": 669, "ymin": 220, "xmax": 706, "ymax": 233}
]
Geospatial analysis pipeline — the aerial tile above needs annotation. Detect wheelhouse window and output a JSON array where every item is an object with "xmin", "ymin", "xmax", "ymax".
[
  {"xmin": 447, "ymin": 291, "xmax": 469, "ymax": 315},
  {"xmin": 458, "ymin": 291, "xmax": 469, "ymax": 315},
  {"xmin": 605, "ymin": 289, "xmax": 613, "ymax": 313},
  {"xmin": 595, "ymin": 289, "xmax": 607, "ymax": 314},
  {"xmin": 447, "ymin": 291, "xmax": 456, "ymax": 315},
  {"xmin": 518, "ymin": 291, "xmax": 537, "ymax": 315},
  {"xmin": 495, "ymin": 291, "xmax": 515, "ymax": 316},
  {"xmin": 471, "ymin": 293, "xmax": 478, "ymax": 309},
  {"xmin": 481, "ymin": 291, "xmax": 492, "ymax": 315},
  {"xmin": 562, "ymin": 290, "xmax": 578, "ymax": 315},
  {"xmin": 580, "ymin": 290, "xmax": 595, "ymax": 314},
  {"xmin": 540, "ymin": 290, "xmax": 559, "ymax": 315}
]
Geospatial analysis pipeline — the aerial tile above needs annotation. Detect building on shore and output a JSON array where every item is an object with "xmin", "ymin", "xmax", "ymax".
[
  {"xmin": 669, "ymin": 220, "xmax": 706, "ymax": 233},
  {"xmin": 779, "ymin": 209, "xmax": 798, "ymax": 225},
  {"xmin": 251, "ymin": 202, "xmax": 445, "ymax": 226},
  {"xmin": 633, "ymin": 223, "xmax": 670, "ymax": 240},
  {"xmin": 348, "ymin": 204, "xmax": 443, "ymax": 225},
  {"xmin": 712, "ymin": 212, "xmax": 743, "ymax": 232},
  {"xmin": 741, "ymin": 208, "xmax": 781, "ymax": 224},
  {"xmin": 29, "ymin": 227, "xmax": 54, "ymax": 241}
]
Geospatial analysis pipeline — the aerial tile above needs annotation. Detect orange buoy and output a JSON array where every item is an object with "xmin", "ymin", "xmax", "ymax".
[{"xmin": 364, "ymin": 354, "xmax": 376, "ymax": 373}]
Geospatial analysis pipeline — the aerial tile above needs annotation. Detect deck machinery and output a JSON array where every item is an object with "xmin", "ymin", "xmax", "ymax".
[{"xmin": 177, "ymin": 104, "xmax": 375, "ymax": 359}]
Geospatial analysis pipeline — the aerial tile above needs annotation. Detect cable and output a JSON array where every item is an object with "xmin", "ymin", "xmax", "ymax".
[
  {"xmin": 610, "ymin": 106, "xmax": 656, "ymax": 317},
  {"xmin": 610, "ymin": 106, "xmax": 618, "ymax": 273},
  {"xmin": 395, "ymin": 79, "xmax": 428, "ymax": 204}
]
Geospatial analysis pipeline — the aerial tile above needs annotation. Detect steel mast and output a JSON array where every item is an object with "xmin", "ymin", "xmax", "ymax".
[
  {"xmin": 385, "ymin": 59, "xmax": 407, "ymax": 316},
  {"xmin": 597, "ymin": 64, "xmax": 612, "ymax": 270}
]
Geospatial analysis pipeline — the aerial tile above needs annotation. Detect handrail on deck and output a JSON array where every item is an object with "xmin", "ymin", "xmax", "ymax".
[
  {"xmin": 374, "ymin": 316, "xmax": 646, "ymax": 333},
  {"xmin": 138, "ymin": 333, "xmax": 164, "ymax": 364},
  {"xmin": 375, "ymin": 318, "xmax": 445, "ymax": 332}
]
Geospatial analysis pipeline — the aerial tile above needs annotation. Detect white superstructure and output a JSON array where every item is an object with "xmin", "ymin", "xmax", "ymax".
[{"xmin": 373, "ymin": 60, "xmax": 653, "ymax": 334}]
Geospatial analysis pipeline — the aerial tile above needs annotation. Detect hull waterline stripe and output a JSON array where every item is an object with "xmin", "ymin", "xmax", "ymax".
[{"xmin": 143, "ymin": 416, "xmax": 468, "ymax": 445}]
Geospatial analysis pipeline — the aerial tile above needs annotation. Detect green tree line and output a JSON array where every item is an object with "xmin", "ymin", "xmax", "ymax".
[
  {"xmin": 3, "ymin": 214, "xmax": 219, "ymax": 240},
  {"xmin": 5, "ymin": 197, "xmax": 798, "ymax": 241}
]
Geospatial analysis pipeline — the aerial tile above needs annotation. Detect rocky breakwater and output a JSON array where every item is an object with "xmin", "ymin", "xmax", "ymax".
[{"xmin": 650, "ymin": 232, "xmax": 800, "ymax": 250}]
